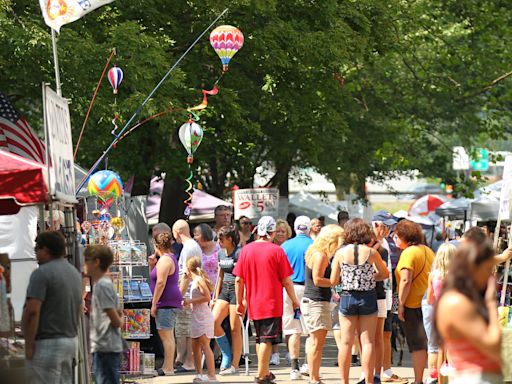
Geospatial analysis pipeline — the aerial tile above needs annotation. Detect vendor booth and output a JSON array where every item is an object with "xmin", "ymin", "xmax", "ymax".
[{"xmin": 0, "ymin": 150, "xmax": 49, "ymax": 382}]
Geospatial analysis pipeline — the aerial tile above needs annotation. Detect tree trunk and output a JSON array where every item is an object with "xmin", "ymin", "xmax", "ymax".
[{"xmin": 158, "ymin": 175, "xmax": 188, "ymax": 226}]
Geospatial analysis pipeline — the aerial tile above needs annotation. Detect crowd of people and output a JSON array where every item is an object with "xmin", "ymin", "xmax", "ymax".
[{"xmin": 19, "ymin": 205, "xmax": 511, "ymax": 384}]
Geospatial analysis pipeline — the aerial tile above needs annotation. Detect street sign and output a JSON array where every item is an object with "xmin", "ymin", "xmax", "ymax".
[{"xmin": 470, "ymin": 148, "xmax": 489, "ymax": 172}]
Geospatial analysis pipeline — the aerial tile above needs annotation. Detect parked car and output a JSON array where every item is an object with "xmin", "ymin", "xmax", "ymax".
[{"xmin": 411, "ymin": 183, "xmax": 444, "ymax": 197}]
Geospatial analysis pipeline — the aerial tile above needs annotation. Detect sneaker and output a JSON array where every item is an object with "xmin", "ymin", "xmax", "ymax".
[
  {"xmin": 300, "ymin": 363, "xmax": 309, "ymax": 376},
  {"xmin": 254, "ymin": 377, "xmax": 271, "ymax": 384},
  {"xmin": 269, "ymin": 353, "xmax": 280, "ymax": 366},
  {"xmin": 290, "ymin": 369, "xmax": 302, "ymax": 380},
  {"xmin": 219, "ymin": 366, "xmax": 237, "ymax": 375},
  {"xmin": 351, "ymin": 355, "xmax": 360, "ymax": 367},
  {"xmin": 381, "ymin": 374, "xmax": 408, "ymax": 383}
]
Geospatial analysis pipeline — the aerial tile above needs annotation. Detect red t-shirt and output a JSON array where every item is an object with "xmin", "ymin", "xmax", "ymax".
[{"xmin": 233, "ymin": 241, "xmax": 293, "ymax": 320}]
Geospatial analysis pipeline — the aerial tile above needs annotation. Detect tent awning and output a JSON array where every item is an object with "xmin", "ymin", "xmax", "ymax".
[
  {"xmin": 435, "ymin": 197, "xmax": 472, "ymax": 219},
  {"xmin": 0, "ymin": 150, "xmax": 48, "ymax": 214}
]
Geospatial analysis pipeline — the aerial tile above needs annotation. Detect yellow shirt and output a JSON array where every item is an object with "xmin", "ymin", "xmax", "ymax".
[{"xmin": 395, "ymin": 244, "xmax": 434, "ymax": 308}]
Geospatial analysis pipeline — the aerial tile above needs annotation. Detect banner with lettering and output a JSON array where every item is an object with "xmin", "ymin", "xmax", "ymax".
[
  {"xmin": 39, "ymin": 0, "xmax": 114, "ymax": 33},
  {"xmin": 234, "ymin": 188, "xmax": 279, "ymax": 220},
  {"xmin": 44, "ymin": 85, "xmax": 76, "ymax": 203}
]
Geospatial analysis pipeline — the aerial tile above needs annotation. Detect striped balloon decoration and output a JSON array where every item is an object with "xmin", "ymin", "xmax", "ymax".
[
  {"xmin": 108, "ymin": 66, "xmax": 124, "ymax": 94},
  {"xmin": 87, "ymin": 170, "xmax": 123, "ymax": 207},
  {"xmin": 210, "ymin": 25, "xmax": 244, "ymax": 72}
]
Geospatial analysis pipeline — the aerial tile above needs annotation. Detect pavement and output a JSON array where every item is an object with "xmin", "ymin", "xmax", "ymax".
[{"xmin": 133, "ymin": 335, "xmax": 416, "ymax": 384}]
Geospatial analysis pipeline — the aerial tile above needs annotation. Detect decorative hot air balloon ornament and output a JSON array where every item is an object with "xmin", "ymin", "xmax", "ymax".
[
  {"xmin": 178, "ymin": 120, "xmax": 204, "ymax": 164},
  {"xmin": 108, "ymin": 65, "xmax": 124, "ymax": 94},
  {"xmin": 87, "ymin": 170, "xmax": 123, "ymax": 209},
  {"xmin": 210, "ymin": 25, "xmax": 244, "ymax": 72}
]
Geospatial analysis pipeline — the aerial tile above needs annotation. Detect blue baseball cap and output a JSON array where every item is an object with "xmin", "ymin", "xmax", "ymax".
[{"xmin": 372, "ymin": 210, "xmax": 398, "ymax": 226}]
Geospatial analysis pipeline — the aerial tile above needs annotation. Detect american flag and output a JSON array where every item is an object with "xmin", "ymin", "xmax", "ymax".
[{"xmin": 0, "ymin": 91, "xmax": 46, "ymax": 164}]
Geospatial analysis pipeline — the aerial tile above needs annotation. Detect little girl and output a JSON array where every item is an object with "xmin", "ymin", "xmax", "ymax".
[
  {"xmin": 183, "ymin": 256, "xmax": 217, "ymax": 383},
  {"xmin": 427, "ymin": 243, "xmax": 456, "ymax": 384}
]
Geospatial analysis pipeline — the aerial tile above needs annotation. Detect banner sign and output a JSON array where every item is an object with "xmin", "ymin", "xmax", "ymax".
[
  {"xmin": 499, "ymin": 155, "xmax": 512, "ymax": 221},
  {"xmin": 234, "ymin": 188, "xmax": 279, "ymax": 220},
  {"xmin": 39, "ymin": 0, "xmax": 114, "ymax": 32},
  {"xmin": 44, "ymin": 85, "xmax": 76, "ymax": 203}
]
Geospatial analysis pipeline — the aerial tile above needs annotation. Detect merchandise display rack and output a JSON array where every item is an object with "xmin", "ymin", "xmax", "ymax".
[{"xmin": 107, "ymin": 240, "xmax": 156, "ymax": 378}]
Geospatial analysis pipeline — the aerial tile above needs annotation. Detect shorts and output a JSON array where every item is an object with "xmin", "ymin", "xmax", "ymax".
[
  {"xmin": 383, "ymin": 310, "xmax": 392, "ymax": 332},
  {"xmin": 175, "ymin": 307, "xmax": 192, "ymax": 337},
  {"xmin": 283, "ymin": 284, "xmax": 306, "ymax": 335},
  {"xmin": 421, "ymin": 300, "xmax": 438, "ymax": 353},
  {"xmin": 377, "ymin": 299, "xmax": 387, "ymax": 318},
  {"xmin": 403, "ymin": 306, "xmax": 428, "ymax": 352},
  {"xmin": 218, "ymin": 283, "xmax": 236, "ymax": 305},
  {"xmin": 339, "ymin": 290, "xmax": 378, "ymax": 317},
  {"xmin": 253, "ymin": 317, "xmax": 282, "ymax": 344},
  {"xmin": 156, "ymin": 307, "xmax": 179, "ymax": 330},
  {"xmin": 301, "ymin": 298, "xmax": 332, "ymax": 333}
]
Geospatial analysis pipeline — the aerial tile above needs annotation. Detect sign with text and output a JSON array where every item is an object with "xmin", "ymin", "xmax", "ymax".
[
  {"xmin": 234, "ymin": 188, "xmax": 279, "ymax": 220},
  {"xmin": 499, "ymin": 155, "xmax": 512, "ymax": 221},
  {"xmin": 44, "ymin": 85, "xmax": 76, "ymax": 203}
]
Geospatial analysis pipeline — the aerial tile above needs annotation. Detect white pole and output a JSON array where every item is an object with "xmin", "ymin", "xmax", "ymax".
[
  {"xmin": 51, "ymin": 29, "xmax": 62, "ymax": 96},
  {"xmin": 42, "ymin": 83, "xmax": 53, "ymax": 227}
]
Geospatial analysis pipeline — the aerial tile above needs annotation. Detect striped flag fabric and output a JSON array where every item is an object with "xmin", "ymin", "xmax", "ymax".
[{"xmin": 0, "ymin": 92, "xmax": 46, "ymax": 164}]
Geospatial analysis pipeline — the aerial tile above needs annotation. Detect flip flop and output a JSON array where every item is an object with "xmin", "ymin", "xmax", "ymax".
[
  {"xmin": 157, "ymin": 368, "xmax": 174, "ymax": 376},
  {"xmin": 174, "ymin": 365, "xmax": 192, "ymax": 373}
]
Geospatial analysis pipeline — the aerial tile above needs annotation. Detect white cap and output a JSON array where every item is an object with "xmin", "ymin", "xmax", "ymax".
[
  {"xmin": 257, "ymin": 216, "xmax": 277, "ymax": 237},
  {"xmin": 294, "ymin": 215, "xmax": 311, "ymax": 235}
]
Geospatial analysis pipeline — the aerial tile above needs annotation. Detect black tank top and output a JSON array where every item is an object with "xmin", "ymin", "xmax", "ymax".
[{"xmin": 304, "ymin": 261, "xmax": 332, "ymax": 302}]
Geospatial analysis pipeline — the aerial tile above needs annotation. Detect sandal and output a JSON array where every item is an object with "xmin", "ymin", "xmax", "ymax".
[
  {"xmin": 174, "ymin": 365, "xmax": 192, "ymax": 373},
  {"xmin": 157, "ymin": 368, "xmax": 174, "ymax": 376}
]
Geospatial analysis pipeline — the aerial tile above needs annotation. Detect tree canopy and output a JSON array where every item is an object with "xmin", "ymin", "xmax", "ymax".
[{"xmin": 1, "ymin": 0, "xmax": 511, "ymax": 206}]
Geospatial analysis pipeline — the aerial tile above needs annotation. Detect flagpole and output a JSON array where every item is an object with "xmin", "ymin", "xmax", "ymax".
[
  {"xmin": 75, "ymin": 8, "xmax": 229, "ymax": 195},
  {"xmin": 51, "ymin": 29, "xmax": 62, "ymax": 96}
]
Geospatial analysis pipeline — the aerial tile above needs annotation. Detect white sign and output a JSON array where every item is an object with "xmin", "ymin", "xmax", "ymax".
[
  {"xmin": 498, "ymin": 155, "xmax": 512, "ymax": 220},
  {"xmin": 39, "ymin": 0, "xmax": 114, "ymax": 33},
  {"xmin": 44, "ymin": 85, "xmax": 77, "ymax": 203},
  {"xmin": 234, "ymin": 188, "xmax": 279, "ymax": 220},
  {"xmin": 453, "ymin": 146, "xmax": 470, "ymax": 170}
]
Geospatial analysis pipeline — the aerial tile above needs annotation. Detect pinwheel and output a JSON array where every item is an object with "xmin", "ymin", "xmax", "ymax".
[
  {"xmin": 210, "ymin": 25, "xmax": 244, "ymax": 72},
  {"xmin": 178, "ymin": 120, "xmax": 204, "ymax": 164},
  {"xmin": 108, "ymin": 65, "xmax": 124, "ymax": 94},
  {"xmin": 87, "ymin": 170, "xmax": 123, "ymax": 208}
]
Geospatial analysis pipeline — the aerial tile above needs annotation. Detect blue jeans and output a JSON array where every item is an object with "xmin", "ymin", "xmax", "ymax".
[
  {"xmin": 421, "ymin": 299, "xmax": 438, "ymax": 353},
  {"xmin": 26, "ymin": 337, "xmax": 77, "ymax": 384},
  {"xmin": 93, "ymin": 352, "xmax": 121, "ymax": 384}
]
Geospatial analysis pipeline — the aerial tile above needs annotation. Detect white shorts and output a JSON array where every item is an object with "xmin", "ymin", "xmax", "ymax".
[
  {"xmin": 283, "ymin": 284, "xmax": 306, "ymax": 336},
  {"xmin": 377, "ymin": 299, "xmax": 387, "ymax": 318}
]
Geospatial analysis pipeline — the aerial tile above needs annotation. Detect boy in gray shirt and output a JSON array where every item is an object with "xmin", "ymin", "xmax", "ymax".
[{"xmin": 84, "ymin": 245, "xmax": 123, "ymax": 384}]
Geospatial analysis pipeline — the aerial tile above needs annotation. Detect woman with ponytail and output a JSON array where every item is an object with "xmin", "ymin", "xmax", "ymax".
[
  {"xmin": 435, "ymin": 241, "xmax": 502, "ymax": 384},
  {"xmin": 182, "ymin": 256, "xmax": 217, "ymax": 383}
]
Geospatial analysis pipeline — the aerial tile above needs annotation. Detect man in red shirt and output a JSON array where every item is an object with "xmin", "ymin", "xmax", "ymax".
[{"xmin": 234, "ymin": 216, "xmax": 300, "ymax": 384}]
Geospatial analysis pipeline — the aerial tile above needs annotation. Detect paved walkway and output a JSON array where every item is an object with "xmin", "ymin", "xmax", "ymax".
[{"xmin": 133, "ymin": 335, "xmax": 416, "ymax": 384}]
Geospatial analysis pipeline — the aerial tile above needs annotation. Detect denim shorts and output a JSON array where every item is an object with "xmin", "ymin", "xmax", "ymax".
[
  {"xmin": 339, "ymin": 290, "xmax": 378, "ymax": 317},
  {"xmin": 156, "ymin": 307, "xmax": 179, "ymax": 330}
]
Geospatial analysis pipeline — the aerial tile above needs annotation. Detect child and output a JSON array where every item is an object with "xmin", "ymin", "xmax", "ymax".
[
  {"xmin": 84, "ymin": 245, "xmax": 123, "ymax": 384},
  {"xmin": 182, "ymin": 256, "xmax": 217, "ymax": 383},
  {"xmin": 426, "ymin": 243, "xmax": 456, "ymax": 384}
]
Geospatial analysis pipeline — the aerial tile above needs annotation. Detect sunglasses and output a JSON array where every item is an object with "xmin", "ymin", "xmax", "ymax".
[{"xmin": 240, "ymin": 222, "xmax": 251, "ymax": 225}]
